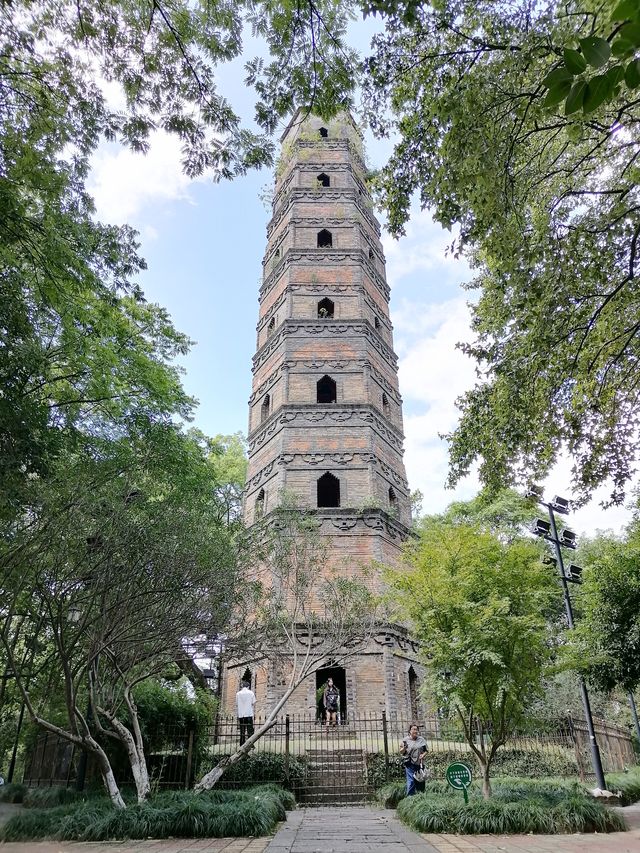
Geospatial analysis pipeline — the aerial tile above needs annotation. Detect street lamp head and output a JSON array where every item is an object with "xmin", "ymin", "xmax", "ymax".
[
  {"xmin": 566, "ymin": 564, "xmax": 583, "ymax": 584},
  {"xmin": 542, "ymin": 555, "xmax": 558, "ymax": 567},
  {"xmin": 559, "ymin": 529, "xmax": 577, "ymax": 549},
  {"xmin": 531, "ymin": 518, "xmax": 552, "ymax": 538},
  {"xmin": 551, "ymin": 495, "xmax": 571, "ymax": 515},
  {"xmin": 525, "ymin": 484, "xmax": 544, "ymax": 501}
]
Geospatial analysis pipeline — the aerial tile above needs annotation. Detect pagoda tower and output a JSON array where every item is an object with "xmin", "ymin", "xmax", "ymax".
[{"xmin": 221, "ymin": 110, "xmax": 424, "ymax": 719}]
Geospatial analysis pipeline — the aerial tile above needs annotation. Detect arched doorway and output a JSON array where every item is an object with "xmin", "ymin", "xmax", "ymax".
[{"xmin": 315, "ymin": 664, "xmax": 347, "ymax": 723}]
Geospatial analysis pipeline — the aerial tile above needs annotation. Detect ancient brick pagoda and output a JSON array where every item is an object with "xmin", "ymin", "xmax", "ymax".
[{"xmin": 220, "ymin": 110, "xmax": 423, "ymax": 720}]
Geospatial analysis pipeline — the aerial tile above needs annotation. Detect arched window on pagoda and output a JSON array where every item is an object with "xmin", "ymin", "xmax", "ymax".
[{"xmin": 318, "ymin": 473, "xmax": 340, "ymax": 507}]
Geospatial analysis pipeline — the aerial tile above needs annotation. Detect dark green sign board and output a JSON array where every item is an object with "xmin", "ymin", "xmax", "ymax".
[{"xmin": 445, "ymin": 762, "xmax": 473, "ymax": 803}]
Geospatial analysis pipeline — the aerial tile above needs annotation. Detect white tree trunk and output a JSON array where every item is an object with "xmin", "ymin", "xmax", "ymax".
[
  {"xmin": 195, "ymin": 683, "xmax": 296, "ymax": 791},
  {"xmin": 91, "ymin": 741, "xmax": 127, "ymax": 809},
  {"xmin": 99, "ymin": 708, "xmax": 151, "ymax": 803}
]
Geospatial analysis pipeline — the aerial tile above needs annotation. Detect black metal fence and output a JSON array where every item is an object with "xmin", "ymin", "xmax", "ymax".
[{"xmin": 22, "ymin": 711, "xmax": 636, "ymax": 804}]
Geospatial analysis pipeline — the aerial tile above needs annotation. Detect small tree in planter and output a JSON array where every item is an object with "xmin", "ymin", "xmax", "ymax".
[
  {"xmin": 390, "ymin": 516, "xmax": 558, "ymax": 798},
  {"xmin": 196, "ymin": 505, "xmax": 381, "ymax": 790}
]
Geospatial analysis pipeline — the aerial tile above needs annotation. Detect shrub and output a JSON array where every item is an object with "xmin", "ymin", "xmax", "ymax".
[
  {"xmin": 201, "ymin": 752, "xmax": 305, "ymax": 788},
  {"xmin": 396, "ymin": 780, "xmax": 626, "ymax": 835},
  {"xmin": 366, "ymin": 747, "xmax": 578, "ymax": 789},
  {"xmin": 376, "ymin": 782, "xmax": 406, "ymax": 809},
  {"xmin": 0, "ymin": 782, "xmax": 27, "ymax": 803},
  {"xmin": 0, "ymin": 785, "xmax": 292, "ymax": 842},
  {"xmin": 605, "ymin": 767, "xmax": 640, "ymax": 805},
  {"xmin": 23, "ymin": 787, "xmax": 87, "ymax": 809}
]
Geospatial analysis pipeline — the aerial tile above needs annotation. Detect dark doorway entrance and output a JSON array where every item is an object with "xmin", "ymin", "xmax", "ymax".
[
  {"xmin": 316, "ymin": 665, "xmax": 347, "ymax": 723},
  {"xmin": 408, "ymin": 666, "xmax": 419, "ymax": 720}
]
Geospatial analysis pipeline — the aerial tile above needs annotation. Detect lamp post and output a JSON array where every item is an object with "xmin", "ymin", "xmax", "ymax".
[{"xmin": 527, "ymin": 487, "xmax": 607, "ymax": 791}]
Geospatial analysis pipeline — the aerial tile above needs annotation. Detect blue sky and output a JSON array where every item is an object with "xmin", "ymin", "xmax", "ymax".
[{"xmin": 87, "ymin": 22, "xmax": 632, "ymax": 537}]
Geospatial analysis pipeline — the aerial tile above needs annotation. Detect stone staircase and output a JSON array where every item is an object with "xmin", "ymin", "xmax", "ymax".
[{"xmin": 297, "ymin": 748, "xmax": 371, "ymax": 806}]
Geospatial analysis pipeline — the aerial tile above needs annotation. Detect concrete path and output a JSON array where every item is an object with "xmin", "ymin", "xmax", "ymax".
[
  {"xmin": 265, "ymin": 806, "xmax": 438, "ymax": 852},
  {"xmin": 0, "ymin": 804, "xmax": 639, "ymax": 852}
]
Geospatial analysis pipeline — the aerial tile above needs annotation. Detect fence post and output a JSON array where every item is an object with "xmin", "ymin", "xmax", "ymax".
[
  {"xmin": 284, "ymin": 715, "xmax": 290, "ymax": 787},
  {"xmin": 185, "ymin": 730, "xmax": 194, "ymax": 790},
  {"xmin": 382, "ymin": 711, "xmax": 390, "ymax": 783}
]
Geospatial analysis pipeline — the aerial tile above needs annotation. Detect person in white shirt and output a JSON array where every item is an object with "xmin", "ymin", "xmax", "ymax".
[{"xmin": 236, "ymin": 680, "xmax": 256, "ymax": 745}]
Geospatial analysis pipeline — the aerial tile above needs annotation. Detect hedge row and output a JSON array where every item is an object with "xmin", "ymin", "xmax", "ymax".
[{"xmin": 366, "ymin": 747, "xmax": 578, "ymax": 789}]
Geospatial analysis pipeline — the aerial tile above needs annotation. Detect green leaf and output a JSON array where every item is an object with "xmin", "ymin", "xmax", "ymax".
[
  {"xmin": 583, "ymin": 74, "xmax": 614, "ymax": 112},
  {"xmin": 611, "ymin": 0, "xmax": 640, "ymax": 20},
  {"xmin": 542, "ymin": 66, "xmax": 574, "ymax": 88},
  {"xmin": 563, "ymin": 48, "xmax": 587, "ymax": 74},
  {"xmin": 620, "ymin": 21, "xmax": 640, "ymax": 46},
  {"xmin": 544, "ymin": 80, "xmax": 572, "ymax": 107},
  {"xmin": 625, "ymin": 58, "xmax": 640, "ymax": 87},
  {"xmin": 565, "ymin": 80, "xmax": 587, "ymax": 114},
  {"xmin": 579, "ymin": 37, "xmax": 612, "ymax": 68},
  {"xmin": 612, "ymin": 37, "xmax": 636, "ymax": 57},
  {"xmin": 605, "ymin": 64, "xmax": 626, "ymax": 86}
]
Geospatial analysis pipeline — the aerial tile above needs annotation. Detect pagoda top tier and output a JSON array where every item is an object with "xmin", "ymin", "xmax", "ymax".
[{"xmin": 279, "ymin": 108, "xmax": 363, "ymax": 145}]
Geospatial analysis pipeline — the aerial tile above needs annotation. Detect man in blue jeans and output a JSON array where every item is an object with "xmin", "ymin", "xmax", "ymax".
[{"xmin": 400, "ymin": 723, "xmax": 428, "ymax": 795}]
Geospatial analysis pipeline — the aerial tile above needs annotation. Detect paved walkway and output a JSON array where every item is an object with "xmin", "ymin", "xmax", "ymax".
[{"xmin": 0, "ymin": 804, "xmax": 639, "ymax": 852}]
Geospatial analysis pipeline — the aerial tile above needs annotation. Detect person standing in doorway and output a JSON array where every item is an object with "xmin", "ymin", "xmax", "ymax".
[
  {"xmin": 236, "ymin": 679, "xmax": 256, "ymax": 745},
  {"xmin": 400, "ymin": 723, "xmax": 427, "ymax": 795},
  {"xmin": 323, "ymin": 678, "xmax": 340, "ymax": 729}
]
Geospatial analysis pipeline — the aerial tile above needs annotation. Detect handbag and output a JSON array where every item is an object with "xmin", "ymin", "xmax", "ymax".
[{"xmin": 413, "ymin": 766, "xmax": 430, "ymax": 782}]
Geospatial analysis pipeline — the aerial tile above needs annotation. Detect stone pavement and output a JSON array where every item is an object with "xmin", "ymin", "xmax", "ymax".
[{"xmin": 0, "ymin": 804, "xmax": 640, "ymax": 852}]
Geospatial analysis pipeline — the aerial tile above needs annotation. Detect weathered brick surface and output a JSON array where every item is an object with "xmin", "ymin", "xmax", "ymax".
[{"xmin": 226, "ymin": 111, "xmax": 420, "ymax": 717}]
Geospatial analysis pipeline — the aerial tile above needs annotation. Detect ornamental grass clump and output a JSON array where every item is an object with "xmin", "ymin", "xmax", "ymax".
[
  {"xmin": 23, "ymin": 786, "xmax": 87, "ymax": 809},
  {"xmin": 396, "ymin": 779, "xmax": 626, "ymax": 835},
  {"xmin": 0, "ymin": 786, "xmax": 291, "ymax": 842},
  {"xmin": 0, "ymin": 783, "xmax": 27, "ymax": 803},
  {"xmin": 605, "ymin": 768, "xmax": 640, "ymax": 805}
]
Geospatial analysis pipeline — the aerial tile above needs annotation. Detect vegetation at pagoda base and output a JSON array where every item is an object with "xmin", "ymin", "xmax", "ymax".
[
  {"xmin": 360, "ymin": 0, "xmax": 640, "ymax": 505},
  {"xmin": 389, "ymin": 506, "xmax": 560, "ymax": 799}
]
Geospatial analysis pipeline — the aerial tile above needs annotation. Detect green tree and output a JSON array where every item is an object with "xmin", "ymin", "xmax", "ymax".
[
  {"xmin": 0, "ymin": 424, "xmax": 236, "ymax": 807},
  {"xmin": 362, "ymin": 0, "xmax": 640, "ymax": 504},
  {"xmin": 568, "ymin": 524, "xmax": 640, "ymax": 693},
  {"xmin": 0, "ymin": 0, "xmax": 357, "ymax": 523},
  {"xmin": 390, "ymin": 516, "xmax": 557, "ymax": 797}
]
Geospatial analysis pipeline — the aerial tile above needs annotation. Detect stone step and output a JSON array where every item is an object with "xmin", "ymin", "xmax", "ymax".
[
  {"xmin": 296, "ymin": 792, "xmax": 370, "ymax": 806},
  {"xmin": 307, "ymin": 748, "xmax": 362, "ymax": 754}
]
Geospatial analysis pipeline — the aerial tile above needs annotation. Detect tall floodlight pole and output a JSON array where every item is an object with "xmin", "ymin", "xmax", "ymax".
[{"xmin": 528, "ymin": 488, "xmax": 607, "ymax": 791}]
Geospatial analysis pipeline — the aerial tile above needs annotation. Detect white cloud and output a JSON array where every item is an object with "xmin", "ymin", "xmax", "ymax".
[
  {"xmin": 395, "ymin": 295, "xmax": 633, "ymax": 535},
  {"xmin": 383, "ymin": 207, "xmax": 471, "ymax": 286},
  {"xmin": 395, "ymin": 296, "xmax": 479, "ymax": 512},
  {"xmin": 89, "ymin": 131, "xmax": 203, "ymax": 225}
]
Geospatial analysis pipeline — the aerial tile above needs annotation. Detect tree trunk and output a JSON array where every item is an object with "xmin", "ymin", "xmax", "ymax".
[
  {"xmin": 195, "ymin": 715, "xmax": 279, "ymax": 790},
  {"xmin": 90, "ymin": 739, "xmax": 126, "ymax": 809},
  {"xmin": 99, "ymin": 707, "xmax": 150, "ymax": 803},
  {"xmin": 479, "ymin": 760, "xmax": 492, "ymax": 800},
  {"xmin": 195, "ymin": 681, "xmax": 299, "ymax": 791}
]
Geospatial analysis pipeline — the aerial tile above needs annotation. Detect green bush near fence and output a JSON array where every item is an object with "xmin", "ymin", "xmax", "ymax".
[
  {"xmin": 202, "ymin": 752, "xmax": 306, "ymax": 788},
  {"xmin": 366, "ymin": 747, "xmax": 578, "ymax": 789},
  {"xmin": 396, "ymin": 779, "xmax": 626, "ymax": 835},
  {"xmin": 22, "ymin": 787, "xmax": 89, "ymax": 809},
  {"xmin": 0, "ymin": 784, "xmax": 293, "ymax": 842},
  {"xmin": 0, "ymin": 783, "xmax": 27, "ymax": 803},
  {"xmin": 605, "ymin": 767, "xmax": 640, "ymax": 805}
]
